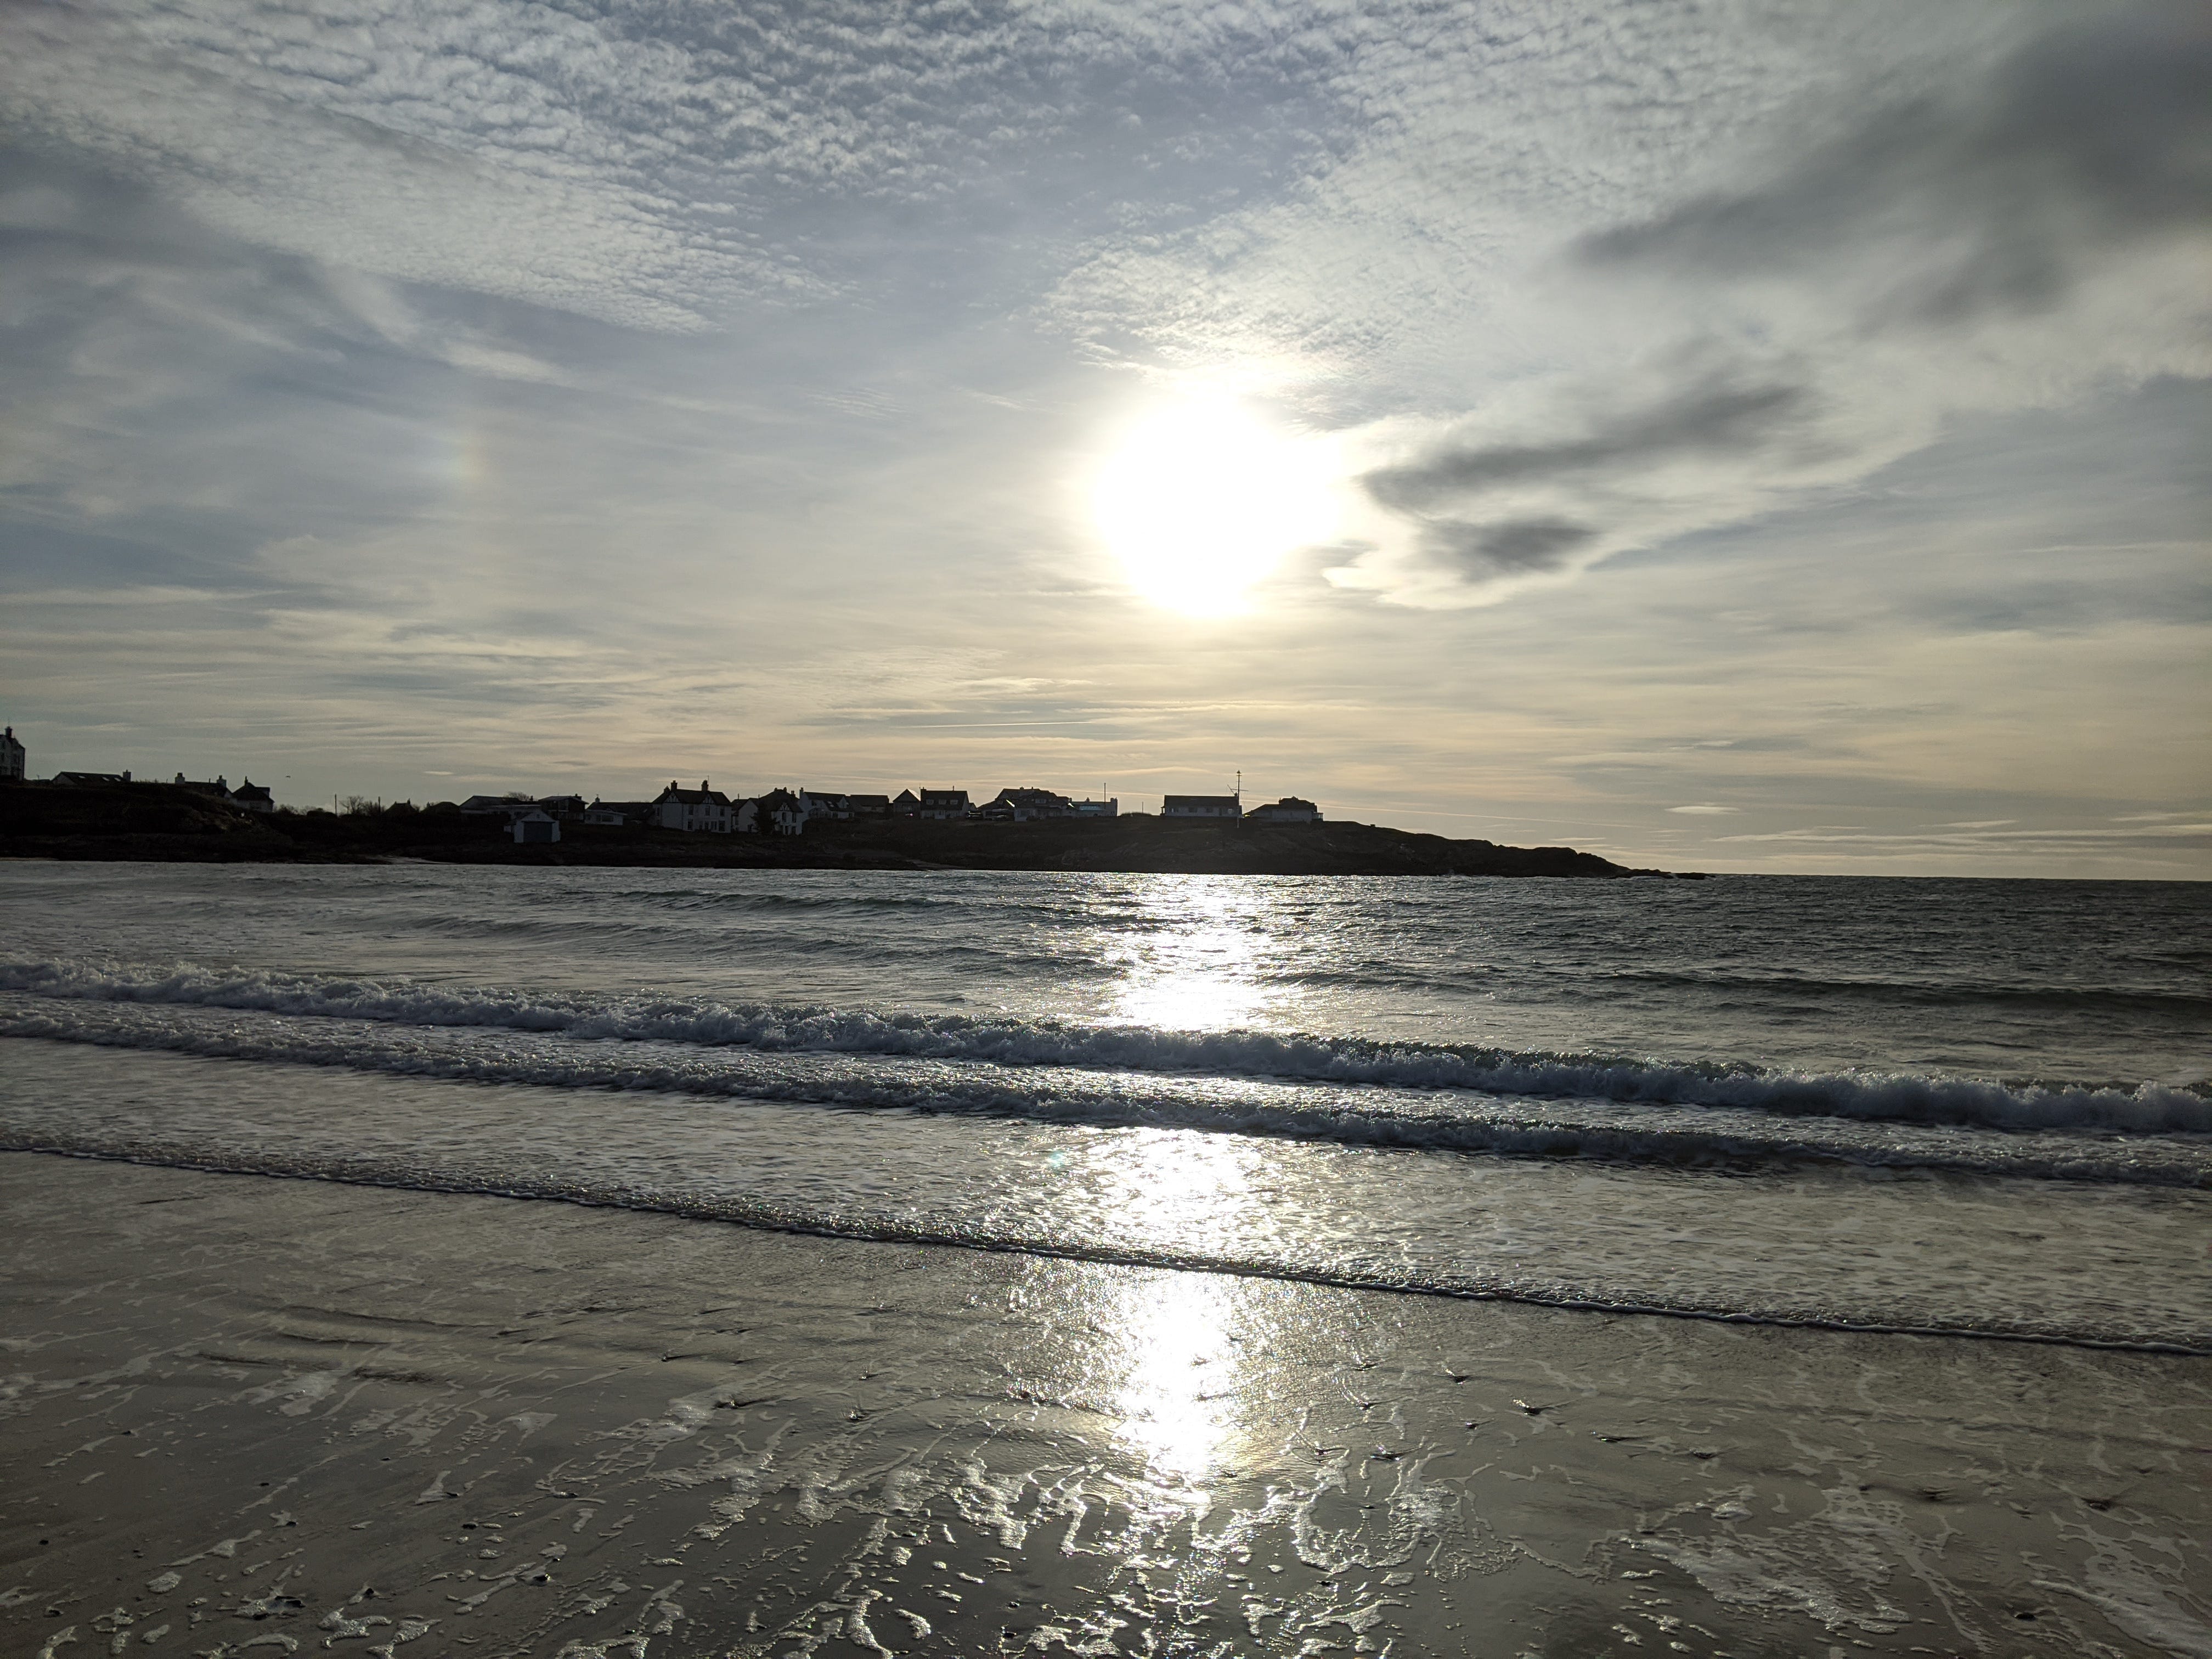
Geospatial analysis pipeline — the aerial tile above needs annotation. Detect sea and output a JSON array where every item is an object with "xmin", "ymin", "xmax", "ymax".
[{"xmin": 3, "ymin": 862, "xmax": 2207, "ymax": 1353}]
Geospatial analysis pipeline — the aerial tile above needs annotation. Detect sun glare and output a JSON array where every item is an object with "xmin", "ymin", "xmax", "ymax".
[{"xmin": 1090, "ymin": 392, "xmax": 1339, "ymax": 616}]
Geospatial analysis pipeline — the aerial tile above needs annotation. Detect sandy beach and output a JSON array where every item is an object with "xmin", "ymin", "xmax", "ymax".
[{"xmin": 4, "ymin": 1155, "xmax": 2206, "ymax": 1658}]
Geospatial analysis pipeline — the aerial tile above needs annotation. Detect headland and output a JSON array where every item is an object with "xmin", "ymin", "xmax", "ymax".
[{"xmin": 0, "ymin": 779, "xmax": 1677, "ymax": 877}]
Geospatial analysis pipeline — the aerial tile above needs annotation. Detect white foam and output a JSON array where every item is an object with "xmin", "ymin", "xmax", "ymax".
[
  {"xmin": 2, "ymin": 995, "xmax": 2207, "ymax": 1189},
  {"xmin": 3, "ymin": 957, "xmax": 2204, "ymax": 1137}
]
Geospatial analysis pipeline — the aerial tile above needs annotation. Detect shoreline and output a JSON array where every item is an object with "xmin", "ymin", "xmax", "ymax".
[
  {"xmin": 6, "ymin": 1156, "xmax": 2208, "ymax": 1657},
  {"xmin": 10, "ymin": 1141, "xmax": 2208, "ymax": 1357}
]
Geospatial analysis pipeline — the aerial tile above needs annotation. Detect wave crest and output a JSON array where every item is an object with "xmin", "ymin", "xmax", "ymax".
[{"xmin": 4, "ymin": 956, "xmax": 2205, "ymax": 1136}]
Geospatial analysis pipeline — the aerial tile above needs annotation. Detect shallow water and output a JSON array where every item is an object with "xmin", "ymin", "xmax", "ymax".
[{"xmin": 3, "ymin": 863, "xmax": 2207, "ymax": 1348}]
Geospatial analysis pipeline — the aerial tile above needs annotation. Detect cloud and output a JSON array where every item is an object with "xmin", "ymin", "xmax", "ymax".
[
  {"xmin": 0, "ymin": 0, "xmax": 1359, "ymax": 332},
  {"xmin": 1419, "ymin": 518, "xmax": 1596, "ymax": 579},
  {"xmin": 1323, "ymin": 4, "xmax": 2212, "ymax": 607},
  {"xmin": 1577, "ymin": 5, "xmax": 2212, "ymax": 324},
  {"xmin": 1, "ymin": 0, "xmax": 2207, "ymax": 874},
  {"xmin": 1717, "ymin": 823, "xmax": 2212, "ymax": 848},
  {"xmin": 1667, "ymin": 804, "xmax": 1736, "ymax": 816},
  {"xmin": 1363, "ymin": 385, "xmax": 1808, "ymax": 516}
]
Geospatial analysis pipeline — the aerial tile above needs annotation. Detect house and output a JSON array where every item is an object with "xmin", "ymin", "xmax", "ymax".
[
  {"xmin": 534, "ymin": 795, "xmax": 588, "ymax": 821},
  {"xmin": 654, "ymin": 780, "xmax": 733, "ymax": 832},
  {"xmin": 847, "ymin": 794, "xmax": 892, "ymax": 819},
  {"xmin": 54, "ymin": 770, "xmax": 132, "ymax": 786},
  {"xmin": 890, "ymin": 789, "xmax": 922, "ymax": 817},
  {"xmin": 797, "ymin": 789, "xmax": 852, "ymax": 821},
  {"xmin": 0, "ymin": 727, "xmax": 24, "ymax": 783},
  {"xmin": 917, "ymin": 788, "xmax": 970, "ymax": 820},
  {"xmin": 1161, "ymin": 793, "xmax": 1241, "ymax": 819},
  {"xmin": 1068, "ymin": 798, "xmax": 1118, "ymax": 818},
  {"xmin": 583, "ymin": 799, "xmax": 650, "ymax": 826},
  {"xmin": 509, "ymin": 809, "xmax": 561, "ymax": 844},
  {"xmin": 229, "ymin": 778, "xmax": 275, "ymax": 814},
  {"xmin": 986, "ymin": 788, "xmax": 1073, "ymax": 821},
  {"xmin": 459, "ymin": 794, "xmax": 534, "ymax": 817},
  {"xmin": 752, "ymin": 788, "xmax": 805, "ymax": 836},
  {"xmin": 1246, "ymin": 797, "xmax": 1321, "ymax": 824}
]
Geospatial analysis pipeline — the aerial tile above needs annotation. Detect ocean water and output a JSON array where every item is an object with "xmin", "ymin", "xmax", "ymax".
[{"xmin": 3, "ymin": 862, "xmax": 2207, "ymax": 1351}]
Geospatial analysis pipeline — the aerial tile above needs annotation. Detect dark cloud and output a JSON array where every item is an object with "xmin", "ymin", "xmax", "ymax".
[
  {"xmin": 1424, "ymin": 517, "xmax": 1596, "ymax": 578},
  {"xmin": 1918, "ymin": 575, "xmax": 2212, "ymax": 636},
  {"xmin": 1577, "ymin": 4, "xmax": 2212, "ymax": 322},
  {"xmin": 1362, "ymin": 380, "xmax": 1805, "ymax": 515}
]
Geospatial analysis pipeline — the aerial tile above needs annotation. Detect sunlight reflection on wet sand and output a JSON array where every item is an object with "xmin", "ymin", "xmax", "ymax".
[{"xmin": 1107, "ymin": 1271, "xmax": 1245, "ymax": 1486}]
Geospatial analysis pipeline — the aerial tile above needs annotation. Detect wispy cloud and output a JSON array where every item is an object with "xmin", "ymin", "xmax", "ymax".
[{"xmin": 1321, "ymin": 5, "xmax": 2212, "ymax": 606}]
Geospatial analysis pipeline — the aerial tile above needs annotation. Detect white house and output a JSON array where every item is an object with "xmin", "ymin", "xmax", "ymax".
[
  {"xmin": 1161, "ymin": 793, "xmax": 1241, "ymax": 819},
  {"xmin": 509, "ymin": 810, "xmax": 561, "ymax": 844},
  {"xmin": 797, "ymin": 789, "xmax": 853, "ymax": 821},
  {"xmin": 0, "ymin": 726, "xmax": 24, "ymax": 783},
  {"xmin": 1246, "ymin": 797, "xmax": 1321, "ymax": 824},
  {"xmin": 752, "ymin": 789, "xmax": 806, "ymax": 835},
  {"xmin": 985, "ymin": 788, "xmax": 1073, "ymax": 821},
  {"xmin": 917, "ymin": 788, "xmax": 970, "ymax": 819},
  {"xmin": 1068, "ymin": 797, "xmax": 1118, "ymax": 818},
  {"xmin": 229, "ymin": 778, "xmax": 275, "ymax": 814},
  {"xmin": 654, "ymin": 781, "xmax": 734, "ymax": 832}
]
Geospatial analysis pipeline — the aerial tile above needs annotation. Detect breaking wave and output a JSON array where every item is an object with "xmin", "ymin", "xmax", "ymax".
[{"xmin": 2, "ymin": 956, "xmax": 2207, "ymax": 1148}]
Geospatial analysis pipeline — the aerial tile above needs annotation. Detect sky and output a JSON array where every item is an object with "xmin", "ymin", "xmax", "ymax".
[{"xmin": 2, "ymin": 0, "xmax": 2207, "ymax": 877}]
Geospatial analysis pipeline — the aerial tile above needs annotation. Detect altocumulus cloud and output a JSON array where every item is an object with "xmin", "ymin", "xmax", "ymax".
[{"xmin": 0, "ymin": 0, "xmax": 1357, "ymax": 331}]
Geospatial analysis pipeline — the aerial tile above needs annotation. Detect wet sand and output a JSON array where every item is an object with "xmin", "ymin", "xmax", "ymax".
[{"xmin": 3, "ymin": 1156, "xmax": 2207, "ymax": 1658}]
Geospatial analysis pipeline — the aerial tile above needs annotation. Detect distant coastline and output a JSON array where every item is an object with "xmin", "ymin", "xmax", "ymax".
[{"xmin": 0, "ymin": 778, "xmax": 1685, "ymax": 878}]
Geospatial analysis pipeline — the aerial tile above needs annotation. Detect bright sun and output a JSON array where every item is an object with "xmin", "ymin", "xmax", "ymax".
[{"xmin": 1090, "ymin": 392, "xmax": 1339, "ymax": 616}]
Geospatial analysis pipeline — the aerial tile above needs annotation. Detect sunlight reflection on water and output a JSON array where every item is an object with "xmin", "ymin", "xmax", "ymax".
[{"xmin": 1108, "ymin": 878, "xmax": 1286, "ymax": 1033}]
